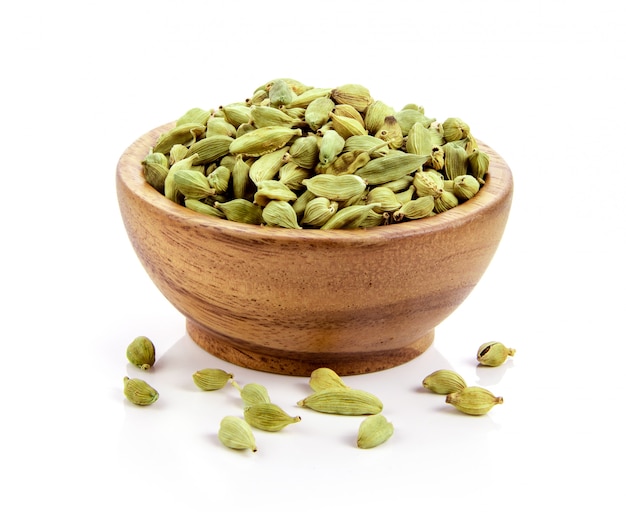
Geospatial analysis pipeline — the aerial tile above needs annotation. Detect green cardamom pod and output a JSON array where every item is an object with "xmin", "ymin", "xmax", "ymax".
[
  {"xmin": 302, "ymin": 173, "xmax": 367, "ymax": 202},
  {"xmin": 355, "ymin": 152, "xmax": 429, "ymax": 186},
  {"xmin": 422, "ymin": 369, "xmax": 467, "ymax": 394},
  {"xmin": 262, "ymin": 200, "xmax": 301, "ymax": 229},
  {"xmin": 318, "ymin": 129, "xmax": 346, "ymax": 166},
  {"xmin": 218, "ymin": 416, "xmax": 257, "ymax": 452},
  {"xmin": 445, "ymin": 386, "xmax": 503, "ymax": 416},
  {"xmin": 244, "ymin": 403, "xmax": 302, "ymax": 432},
  {"xmin": 214, "ymin": 199, "xmax": 263, "ymax": 225},
  {"xmin": 123, "ymin": 376, "xmax": 159, "ymax": 406},
  {"xmin": 126, "ymin": 336, "xmax": 155, "ymax": 370},
  {"xmin": 253, "ymin": 180, "xmax": 298, "ymax": 207},
  {"xmin": 393, "ymin": 196, "xmax": 435, "ymax": 222},
  {"xmin": 231, "ymin": 382, "xmax": 272, "ymax": 407},
  {"xmin": 297, "ymin": 388, "xmax": 383, "ymax": 415},
  {"xmin": 452, "ymin": 174, "xmax": 480, "ymax": 201},
  {"xmin": 320, "ymin": 203, "xmax": 380, "ymax": 230},
  {"xmin": 440, "ymin": 117, "xmax": 470, "ymax": 142},
  {"xmin": 477, "ymin": 341, "xmax": 516, "ymax": 367},
  {"xmin": 357, "ymin": 414, "xmax": 394, "ymax": 449},
  {"xmin": 192, "ymin": 368, "xmax": 234, "ymax": 391},
  {"xmin": 308, "ymin": 367, "xmax": 350, "ymax": 391},
  {"xmin": 331, "ymin": 83, "xmax": 373, "ymax": 112},
  {"xmin": 328, "ymin": 112, "xmax": 368, "ymax": 139},
  {"xmin": 229, "ymin": 126, "xmax": 301, "ymax": 157}
]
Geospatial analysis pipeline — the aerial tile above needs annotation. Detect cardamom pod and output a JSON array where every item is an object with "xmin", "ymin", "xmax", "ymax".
[
  {"xmin": 262, "ymin": 200, "xmax": 301, "ymax": 229},
  {"xmin": 214, "ymin": 199, "xmax": 263, "ymax": 225},
  {"xmin": 123, "ymin": 376, "xmax": 159, "ymax": 406},
  {"xmin": 232, "ymin": 382, "xmax": 272, "ymax": 407},
  {"xmin": 172, "ymin": 169, "xmax": 216, "ymax": 200},
  {"xmin": 441, "ymin": 117, "xmax": 470, "ymax": 142},
  {"xmin": 320, "ymin": 203, "xmax": 380, "ymax": 230},
  {"xmin": 452, "ymin": 174, "xmax": 480, "ymax": 201},
  {"xmin": 445, "ymin": 386, "xmax": 503, "ymax": 416},
  {"xmin": 477, "ymin": 342, "xmax": 516, "ymax": 367},
  {"xmin": 301, "ymin": 197, "xmax": 338, "ymax": 227},
  {"xmin": 318, "ymin": 129, "xmax": 346, "ymax": 166},
  {"xmin": 302, "ymin": 173, "xmax": 367, "ymax": 202},
  {"xmin": 126, "ymin": 335, "xmax": 156, "ymax": 370},
  {"xmin": 357, "ymin": 414, "xmax": 394, "ymax": 449},
  {"xmin": 393, "ymin": 196, "xmax": 435, "ymax": 221},
  {"xmin": 308, "ymin": 367, "xmax": 350, "ymax": 391},
  {"xmin": 244, "ymin": 403, "xmax": 301, "ymax": 432},
  {"xmin": 328, "ymin": 112, "xmax": 368, "ymax": 139},
  {"xmin": 254, "ymin": 180, "xmax": 298, "ymax": 206},
  {"xmin": 218, "ymin": 416, "xmax": 257, "ymax": 452},
  {"xmin": 355, "ymin": 152, "xmax": 429, "ymax": 186},
  {"xmin": 422, "ymin": 369, "xmax": 467, "ymax": 394},
  {"xmin": 331, "ymin": 83, "xmax": 373, "ymax": 112},
  {"xmin": 192, "ymin": 368, "xmax": 233, "ymax": 391},
  {"xmin": 304, "ymin": 96, "xmax": 335, "ymax": 131},
  {"xmin": 297, "ymin": 388, "xmax": 383, "ymax": 415},
  {"xmin": 229, "ymin": 126, "xmax": 302, "ymax": 157}
]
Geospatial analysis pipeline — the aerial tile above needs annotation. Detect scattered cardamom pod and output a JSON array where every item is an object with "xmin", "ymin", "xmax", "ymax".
[
  {"xmin": 244, "ymin": 403, "xmax": 302, "ymax": 432},
  {"xmin": 445, "ymin": 386, "xmax": 503, "ymax": 416},
  {"xmin": 422, "ymin": 369, "xmax": 467, "ymax": 395},
  {"xmin": 477, "ymin": 341, "xmax": 516, "ymax": 367},
  {"xmin": 232, "ymin": 382, "xmax": 272, "ymax": 407},
  {"xmin": 357, "ymin": 414, "xmax": 394, "ymax": 449},
  {"xmin": 308, "ymin": 367, "xmax": 350, "ymax": 391},
  {"xmin": 123, "ymin": 376, "xmax": 159, "ymax": 406},
  {"xmin": 218, "ymin": 416, "xmax": 257, "ymax": 452},
  {"xmin": 297, "ymin": 388, "xmax": 383, "ymax": 415},
  {"xmin": 192, "ymin": 368, "xmax": 233, "ymax": 391},
  {"xmin": 126, "ymin": 336, "xmax": 155, "ymax": 370}
]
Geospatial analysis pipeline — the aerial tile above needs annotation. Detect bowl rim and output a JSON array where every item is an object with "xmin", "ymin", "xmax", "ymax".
[{"xmin": 117, "ymin": 122, "xmax": 513, "ymax": 243}]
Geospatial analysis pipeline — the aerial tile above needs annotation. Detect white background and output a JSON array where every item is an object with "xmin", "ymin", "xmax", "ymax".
[{"xmin": 2, "ymin": 1, "xmax": 624, "ymax": 510}]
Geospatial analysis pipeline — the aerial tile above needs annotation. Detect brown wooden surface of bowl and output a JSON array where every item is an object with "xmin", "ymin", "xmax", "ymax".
[{"xmin": 116, "ymin": 123, "xmax": 513, "ymax": 376}]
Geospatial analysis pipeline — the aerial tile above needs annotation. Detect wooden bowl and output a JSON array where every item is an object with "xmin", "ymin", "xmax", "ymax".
[{"xmin": 116, "ymin": 123, "xmax": 513, "ymax": 376}]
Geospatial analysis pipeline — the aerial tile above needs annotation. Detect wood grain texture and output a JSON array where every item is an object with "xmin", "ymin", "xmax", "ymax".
[{"xmin": 116, "ymin": 123, "xmax": 514, "ymax": 376}]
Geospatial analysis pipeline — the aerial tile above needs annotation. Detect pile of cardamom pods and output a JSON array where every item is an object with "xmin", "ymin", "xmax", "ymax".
[{"xmin": 142, "ymin": 78, "xmax": 490, "ymax": 229}]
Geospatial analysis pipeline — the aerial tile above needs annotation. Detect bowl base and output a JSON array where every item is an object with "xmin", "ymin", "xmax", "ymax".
[{"xmin": 186, "ymin": 318, "xmax": 435, "ymax": 376}]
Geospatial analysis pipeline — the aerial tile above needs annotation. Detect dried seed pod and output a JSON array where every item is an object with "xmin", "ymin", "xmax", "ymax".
[
  {"xmin": 302, "ymin": 174, "xmax": 367, "ymax": 202},
  {"xmin": 441, "ymin": 117, "xmax": 470, "ymax": 142},
  {"xmin": 374, "ymin": 116, "xmax": 404, "ymax": 149},
  {"xmin": 287, "ymin": 87, "xmax": 333, "ymax": 108},
  {"xmin": 278, "ymin": 162, "xmax": 311, "ymax": 191},
  {"xmin": 142, "ymin": 152, "xmax": 169, "ymax": 193},
  {"xmin": 176, "ymin": 107, "xmax": 213, "ymax": 126},
  {"xmin": 220, "ymin": 103, "xmax": 252, "ymax": 128},
  {"xmin": 309, "ymin": 367, "xmax": 350, "ymax": 391},
  {"xmin": 297, "ymin": 388, "xmax": 383, "ymax": 415},
  {"xmin": 301, "ymin": 197, "xmax": 338, "ymax": 227},
  {"xmin": 229, "ymin": 126, "xmax": 302, "ymax": 157},
  {"xmin": 218, "ymin": 416, "xmax": 257, "ymax": 452},
  {"xmin": 153, "ymin": 122, "xmax": 206, "ymax": 154},
  {"xmin": 393, "ymin": 196, "xmax": 435, "ymax": 221},
  {"xmin": 328, "ymin": 112, "xmax": 368, "ymax": 139},
  {"xmin": 287, "ymin": 135, "xmax": 320, "ymax": 169},
  {"xmin": 364, "ymin": 99, "xmax": 396, "ymax": 134},
  {"xmin": 123, "ymin": 377, "xmax": 159, "ymax": 406},
  {"xmin": 207, "ymin": 165, "xmax": 232, "ymax": 194},
  {"xmin": 253, "ymin": 180, "xmax": 298, "ymax": 206},
  {"xmin": 318, "ymin": 129, "xmax": 346, "ymax": 165},
  {"xmin": 395, "ymin": 108, "xmax": 435, "ymax": 135},
  {"xmin": 214, "ymin": 199, "xmax": 263, "ymax": 224},
  {"xmin": 231, "ymin": 155, "xmax": 252, "ymax": 199},
  {"xmin": 250, "ymin": 104, "xmax": 299, "ymax": 128},
  {"xmin": 192, "ymin": 368, "xmax": 233, "ymax": 391},
  {"xmin": 244, "ymin": 403, "xmax": 301, "ymax": 432},
  {"xmin": 357, "ymin": 414, "xmax": 394, "ymax": 449},
  {"xmin": 320, "ymin": 203, "xmax": 380, "ymax": 230},
  {"xmin": 442, "ymin": 142, "xmax": 469, "ymax": 180},
  {"xmin": 262, "ymin": 200, "xmax": 301, "ymax": 229},
  {"xmin": 232, "ymin": 382, "xmax": 272, "ymax": 407},
  {"xmin": 268, "ymin": 79, "xmax": 297, "ymax": 107},
  {"xmin": 126, "ymin": 336, "xmax": 156, "ymax": 370},
  {"xmin": 452, "ymin": 174, "xmax": 480, "ymax": 201},
  {"xmin": 356, "ymin": 152, "xmax": 429, "ymax": 186},
  {"xmin": 322, "ymin": 150, "xmax": 370, "ymax": 176},
  {"xmin": 366, "ymin": 186, "xmax": 402, "ymax": 213},
  {"xmin": 406, "ymin": 121, "xmax": 435, "ymax": 156},
  {"xmin": 172, "ymin": 170, "xmax": 216, "ymax": 200},
  {"xmin": 184, "ymin": 199, "xmax": 226, "ymax": 218},
  {"xmin": 477, "ymin": 342, "xmax": 516, "ymax": 367},
  {"xmin": 206, "ymin": 116, "xmax": 237, "ymax": 137},
  {"xmin": 445, "ymin": 386, "xmax": 503, "ymax": 416},
  {"xmin": 331, "ymin": 83, "xmax": 373, "ymax": 112},
  {"xmin": 434, "ymin": 190, "xmax": 459, "ymax": 213},
  {"xmin": 249, "ymin": 147, "xmax": 290, "ymax": 184},
  {"xmin": 422, "ymin": 369, "xmax": 467, "ymax": 394},
  {"xmin": 468, "ymin": 148, "xmax": 490, "ymax": 184},
  {"xmin": 304, "ymin": 96, "xmax": 335, "ymax": 131},
  {"xmin": 332, "ymin": 103, "xmax": 365, "ymax": 126},
  {"xmin": 343, "ymin": 135, "xmax": 390, "ymax": 157}
]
